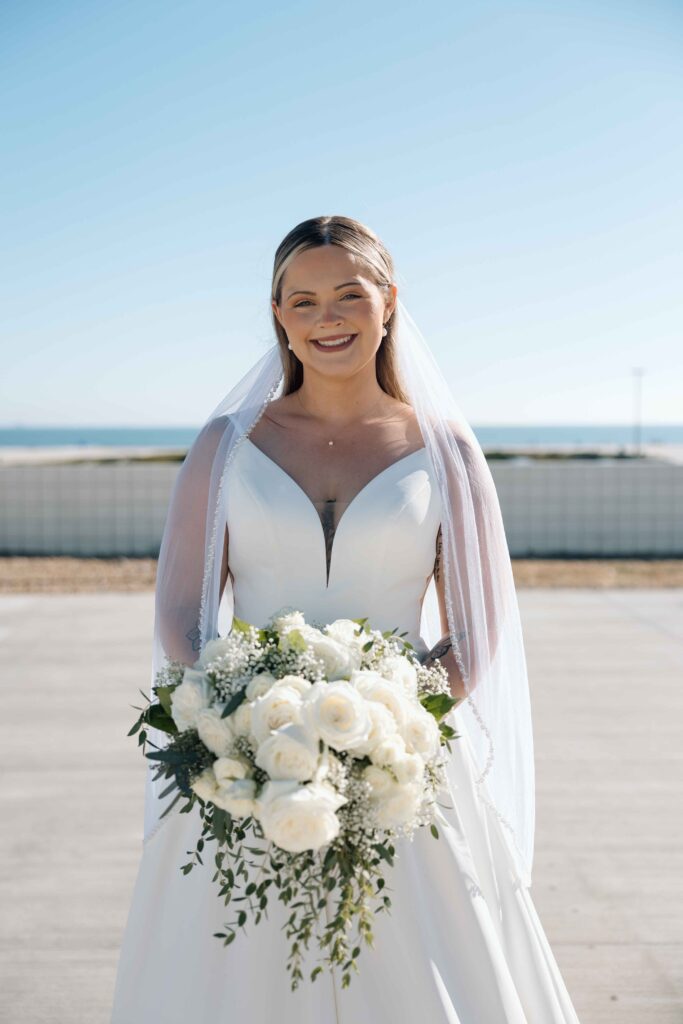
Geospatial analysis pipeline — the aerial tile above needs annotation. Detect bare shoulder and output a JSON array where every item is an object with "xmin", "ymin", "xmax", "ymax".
[
  {"xmin": 249, "ymin": 395, "xmax": 303, "ymax": 443},
  {"xmin": 386, "ymin": 398, "xmax": 424, "ymax": 445}
]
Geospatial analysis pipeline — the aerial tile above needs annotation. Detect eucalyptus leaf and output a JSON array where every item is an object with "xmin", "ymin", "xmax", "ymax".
[{"xmin": 221, "ymin": 688, "xmax": 246, "ymax": 719}]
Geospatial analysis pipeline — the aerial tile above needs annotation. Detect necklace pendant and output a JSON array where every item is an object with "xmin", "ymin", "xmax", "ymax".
[{"xmin": 328, "ymin": 440, "xmax": 334, "ymax": 446}]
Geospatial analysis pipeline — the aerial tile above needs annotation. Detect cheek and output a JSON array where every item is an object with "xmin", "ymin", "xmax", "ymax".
[{"xmin": 284, "ymin": 311, "xmax": 315, "ymax": 334}]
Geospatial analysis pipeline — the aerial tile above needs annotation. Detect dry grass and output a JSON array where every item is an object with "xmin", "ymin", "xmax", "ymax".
[
  {"xmin": 512, "ymin": 558, "xmax": 683, "ymax": 587},
  {"xmin": 0, "ymin": 556, "xmax": 682, "ymax": 592}
]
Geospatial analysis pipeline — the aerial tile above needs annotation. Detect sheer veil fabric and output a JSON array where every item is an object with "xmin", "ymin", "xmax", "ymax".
[{"xmin": 145, "ymin": 296, "xmax": 535, "ymax": 889}]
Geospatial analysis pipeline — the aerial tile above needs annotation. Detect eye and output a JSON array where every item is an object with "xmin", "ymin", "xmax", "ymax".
[{"xmin": 292, "ymin": 292, "xmax": 362, "ymax": 309}]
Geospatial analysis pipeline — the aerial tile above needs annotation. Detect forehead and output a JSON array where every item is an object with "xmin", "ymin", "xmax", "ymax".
[{"xmin": 282, "ymin": 246, "xmax": 372, "ymax": 291}]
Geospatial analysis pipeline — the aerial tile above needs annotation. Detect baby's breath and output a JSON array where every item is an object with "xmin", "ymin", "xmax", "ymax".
[
  {"xmin": 135, "ymin": 610, "xmax": 460, "ymax": 994},
  {"xmin": 416, "ymin": 659, "xmax": 451, "ymax": 697}
]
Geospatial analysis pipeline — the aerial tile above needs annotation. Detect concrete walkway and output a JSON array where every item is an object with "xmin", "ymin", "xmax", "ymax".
[{"xmin": 0, "ymin": 589, "xmax": 681, "ymax": 1023}]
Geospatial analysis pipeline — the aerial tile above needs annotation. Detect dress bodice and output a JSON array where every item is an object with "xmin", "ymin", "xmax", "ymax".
[{"xmin": 224, "ymin": 438, "xmax": 443, "ymax": 656}]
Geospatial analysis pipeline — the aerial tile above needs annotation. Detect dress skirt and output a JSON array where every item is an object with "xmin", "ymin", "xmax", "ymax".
[{"xmin": 110, "ymin": 711, "xmax": 582, "ymax": 1024}]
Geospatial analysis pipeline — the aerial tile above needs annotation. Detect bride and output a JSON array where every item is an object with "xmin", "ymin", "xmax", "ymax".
[{"xmin": 110, "ymin": 215, "xmax": 583, "ymax": 1022}]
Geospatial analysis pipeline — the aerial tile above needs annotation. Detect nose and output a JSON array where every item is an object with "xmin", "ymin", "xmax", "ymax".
[{"xmin": 317, "ymin": 299, "xmax": 344, "ymax": 325}]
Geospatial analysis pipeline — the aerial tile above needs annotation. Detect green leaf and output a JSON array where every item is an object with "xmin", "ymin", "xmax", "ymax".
[
  {"xmin": 373, "ymin": 843, "xmax": 394, "ymax": 866},
  {"xmin": 231, "ymin": 615, "xmax": 254, "ymax": 634},
  {"xmin": 221, "ymin": 687, "xmax": 246, "ymax": 719},
  {"xmin": 155, "ymin": 684, "xmax": 176, "ymax": 717},
  {"xmin": 212, "ymin": 808, "xmax": 228, "ymax": 844},
  {"xmin": 146, "ymin": 748, "xmax": 195, "ymax": 768},
  {"xmin": 430, "ymin": 823, "xmax": 439, "ymax": 840},
  {"xmin": 146, "ymin": 703, "xmax": 178, "ymax": 735},
  {"xmin": 420, "ymin": 692, "xmax": 458, "ymax": 721}
]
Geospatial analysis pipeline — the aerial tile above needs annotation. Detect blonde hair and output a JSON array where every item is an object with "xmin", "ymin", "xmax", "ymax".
[{"xmin": 271, "ymin": 215, "xmax": 409, "ymax": 402}]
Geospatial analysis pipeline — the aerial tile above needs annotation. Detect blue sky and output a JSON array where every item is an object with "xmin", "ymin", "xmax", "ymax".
[{"xmin": 1, "ymin": 0, "xmax": 681, "ymax": 426}]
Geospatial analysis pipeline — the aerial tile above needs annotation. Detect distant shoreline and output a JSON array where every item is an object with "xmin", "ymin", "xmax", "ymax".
[
  {"xmin": 2, "ymin": 423, "xmax": 683, "ymax": 450},
  {"xmin": 2, "ymin": 442, "xmax": 683, "ymax": 466}
]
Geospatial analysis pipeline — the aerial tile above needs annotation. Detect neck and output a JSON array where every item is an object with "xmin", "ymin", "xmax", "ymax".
[{"xmin": 295, "ymin": 366, "xmax": 390, "ymax": 427}]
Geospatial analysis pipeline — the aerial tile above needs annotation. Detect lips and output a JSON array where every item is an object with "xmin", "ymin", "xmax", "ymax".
[{"xmin": 310, "ymin": 333, "xmax": 358, "ymax": 352}]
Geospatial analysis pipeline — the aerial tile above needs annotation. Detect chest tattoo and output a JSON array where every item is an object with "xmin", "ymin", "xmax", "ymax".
[{"xmin": 433, "ymin": 524, "xmax": 443, "ymax": 583}]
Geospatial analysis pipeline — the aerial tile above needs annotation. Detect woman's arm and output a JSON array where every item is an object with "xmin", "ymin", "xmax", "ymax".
[
  {"xmin": 422, "ymin": 432, "xmax": 509, "ymax": 698},
  {"xmin": 423, "ymin": 525, "xmax": 468, "ymax": 703},
  {"xmin": 156, "ymin": 417, "xmax": 232, "ymax": 668}
]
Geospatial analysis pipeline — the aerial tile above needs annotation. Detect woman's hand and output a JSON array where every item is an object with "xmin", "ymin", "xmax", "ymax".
[{"xmin": 423, "ymin": 634, "xmax": 467, "ymax": 704}]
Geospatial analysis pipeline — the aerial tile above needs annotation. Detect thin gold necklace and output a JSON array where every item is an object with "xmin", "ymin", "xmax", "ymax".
[{"xmin": 295, "ymin": 390, "xmax": 397, "ymax": 447}]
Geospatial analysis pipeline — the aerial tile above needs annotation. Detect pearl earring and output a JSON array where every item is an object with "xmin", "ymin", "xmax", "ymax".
[
  {"xmin": 287, "ymin": 342, "xmax": 292, "ymax": 350},
  {"xmin": 382, "ymin": 325, "xmax": 388, "ymax": 336}
]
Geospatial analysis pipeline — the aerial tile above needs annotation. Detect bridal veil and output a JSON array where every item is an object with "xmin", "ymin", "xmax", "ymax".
[{"xmin": 143, "ymin": 293, "xmax": 536, "ymax": 890}]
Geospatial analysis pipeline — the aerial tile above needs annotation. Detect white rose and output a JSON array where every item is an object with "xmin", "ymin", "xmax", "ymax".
[
  {"xmin": 324, "ymin": 619, "xmax": 367, "ymax": 657},
  {"xmin": 256, "ymin": 780, "xmax": 347, "ymax": 853},
  {"xmin": 197, "ymin": 637, "xmax": 233, "ymax": 668},
  {"xmin": 276, "ymin": 673, "xmax": 313, "ymax": 697},
  {"xmin": 213, "ymin": 754, "xmax": 251, "ymax": 785},
  {"xmin": 350, "ymin": 670, "xmax": 410, "ymax": 733},
  {"xmin": 324, "ymin": 618, "xmax": 359, "ymax": 642},
  {"xmin": 213, "ymin": 778, "xmax": 258, "ymax": 817},
  {"xmin": 230, "ymin": 698, "xmax": 253, "ymax": 737},
  {"xmin": 196, "ymin": 705, "xmax": 236, "ymax": 757},
  {"xmin": 190, "ymin": 765, "xmax": 219, "ymax": 803},
  {"xmin": 250, "ymin": 685, "xmax": 303, "ymax": 744},
  {"xmin": 254, "ymin": 722, "xmax": 321, "ymax": 781},
  {"xmin": 370, "ymin": 732, "xmax": 407, "ymax": 768},
  {"xmin": 271, "ymin": 609, "xmax": 306, "ymax": 632},
  {"xmin": 362, "ymin": 764, "xmax": 395, "ymax": 799},
  {"xmin": 245, "ymin": 671, "xmax": 278, "ymax": 700},
  {"xmin": 301, "ymin": 680, "xmax": 373, "ymax": 753},
  {"xmin": 170, "ymin": 671, "xmax": 212, "ymax": 732},
  {"xmin": 403, "ymin": 705, "xmax": 441, "ymax": 760},
  {"xmin": 392, "ymin": 752, "xmax": 425, "ymax": 785},
  {"xmin": 373, "ymin": 781, "xmax": 422, "ymax": 829},
  {"xmin": 296, "ymin": 624, "xmax": 361, "ymax": 680},
  {"xmin": 376, "ymin": 654, "xmax": 418, "ymax": 698},
  {"xmin": 347, "ymin": 701, "xmax": 398, "ymax": 758}
]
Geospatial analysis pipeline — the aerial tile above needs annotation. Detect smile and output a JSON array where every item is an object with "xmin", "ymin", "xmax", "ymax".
[{"xmin": 310, "ymin": 333, "xmax": 357, "ymax": 351}]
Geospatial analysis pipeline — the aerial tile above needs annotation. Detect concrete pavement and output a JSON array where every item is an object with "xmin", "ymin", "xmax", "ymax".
[{"xmin": 0, "ymin": 589, "xmax": 681, "ymax": 1023}]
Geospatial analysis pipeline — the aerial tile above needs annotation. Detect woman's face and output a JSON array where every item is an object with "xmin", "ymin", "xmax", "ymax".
[{"xmin": 272, "ymin": 245, "xmax": 396, "ymax": 382}]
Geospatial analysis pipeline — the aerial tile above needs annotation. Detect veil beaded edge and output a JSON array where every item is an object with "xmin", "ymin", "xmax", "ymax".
[{"xmin": 143, "ymin": 296, "xmax": 535, "ymax": 889}]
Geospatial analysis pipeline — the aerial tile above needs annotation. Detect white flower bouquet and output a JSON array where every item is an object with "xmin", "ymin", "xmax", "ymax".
[{"xmin": 129, "ymin": 610, "xmax": 461, "ymax": 990}]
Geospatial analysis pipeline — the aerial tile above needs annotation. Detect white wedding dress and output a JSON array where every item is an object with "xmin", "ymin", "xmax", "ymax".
[{"xmin": 111, "ymin": 438, "xmax": 582, "ymax": 1023}]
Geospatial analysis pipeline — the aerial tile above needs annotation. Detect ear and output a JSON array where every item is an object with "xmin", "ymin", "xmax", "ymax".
[
  {"xmin": 271, "ymin": 300, "xmax": 283, "ymax": 328},
  {"xmin": 384, "ymin": 282, "xmax": 398, "ymax": 321}
]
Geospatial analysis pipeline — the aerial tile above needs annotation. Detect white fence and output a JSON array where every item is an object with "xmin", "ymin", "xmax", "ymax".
[{"xmin": 0, "ymin": 458, "xmax": 682, "ymax": 557}]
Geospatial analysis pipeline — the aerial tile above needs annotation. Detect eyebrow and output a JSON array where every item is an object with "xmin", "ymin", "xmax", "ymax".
[{"xmin": 286, "ymin": 279, "xmax": 364, "ymax": 300}]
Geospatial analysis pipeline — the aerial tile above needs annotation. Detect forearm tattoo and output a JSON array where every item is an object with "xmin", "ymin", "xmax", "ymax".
[
  {"xmin": 428, "ymin": 635, "xmax": 452, "ymax": 660},
  {"xmin": 186, "ymin": 622, "xmax": 201, "ymax": 652}
]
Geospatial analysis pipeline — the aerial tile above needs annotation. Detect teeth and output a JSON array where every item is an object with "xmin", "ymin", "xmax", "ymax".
[{"xmin": 315, "ymin": 334, "xmax": 353, "ymax": 347}]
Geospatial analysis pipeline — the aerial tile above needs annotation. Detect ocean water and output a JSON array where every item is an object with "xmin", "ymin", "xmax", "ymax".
[{"xmin": 1, "ymin": 424, "xmax": 682, "ymax": 448}]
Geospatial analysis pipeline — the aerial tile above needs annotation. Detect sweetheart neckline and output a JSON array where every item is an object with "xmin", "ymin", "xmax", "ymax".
[{"xmin": 243, "ymin": 438, "xmax": 429, "ymax": 587}]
